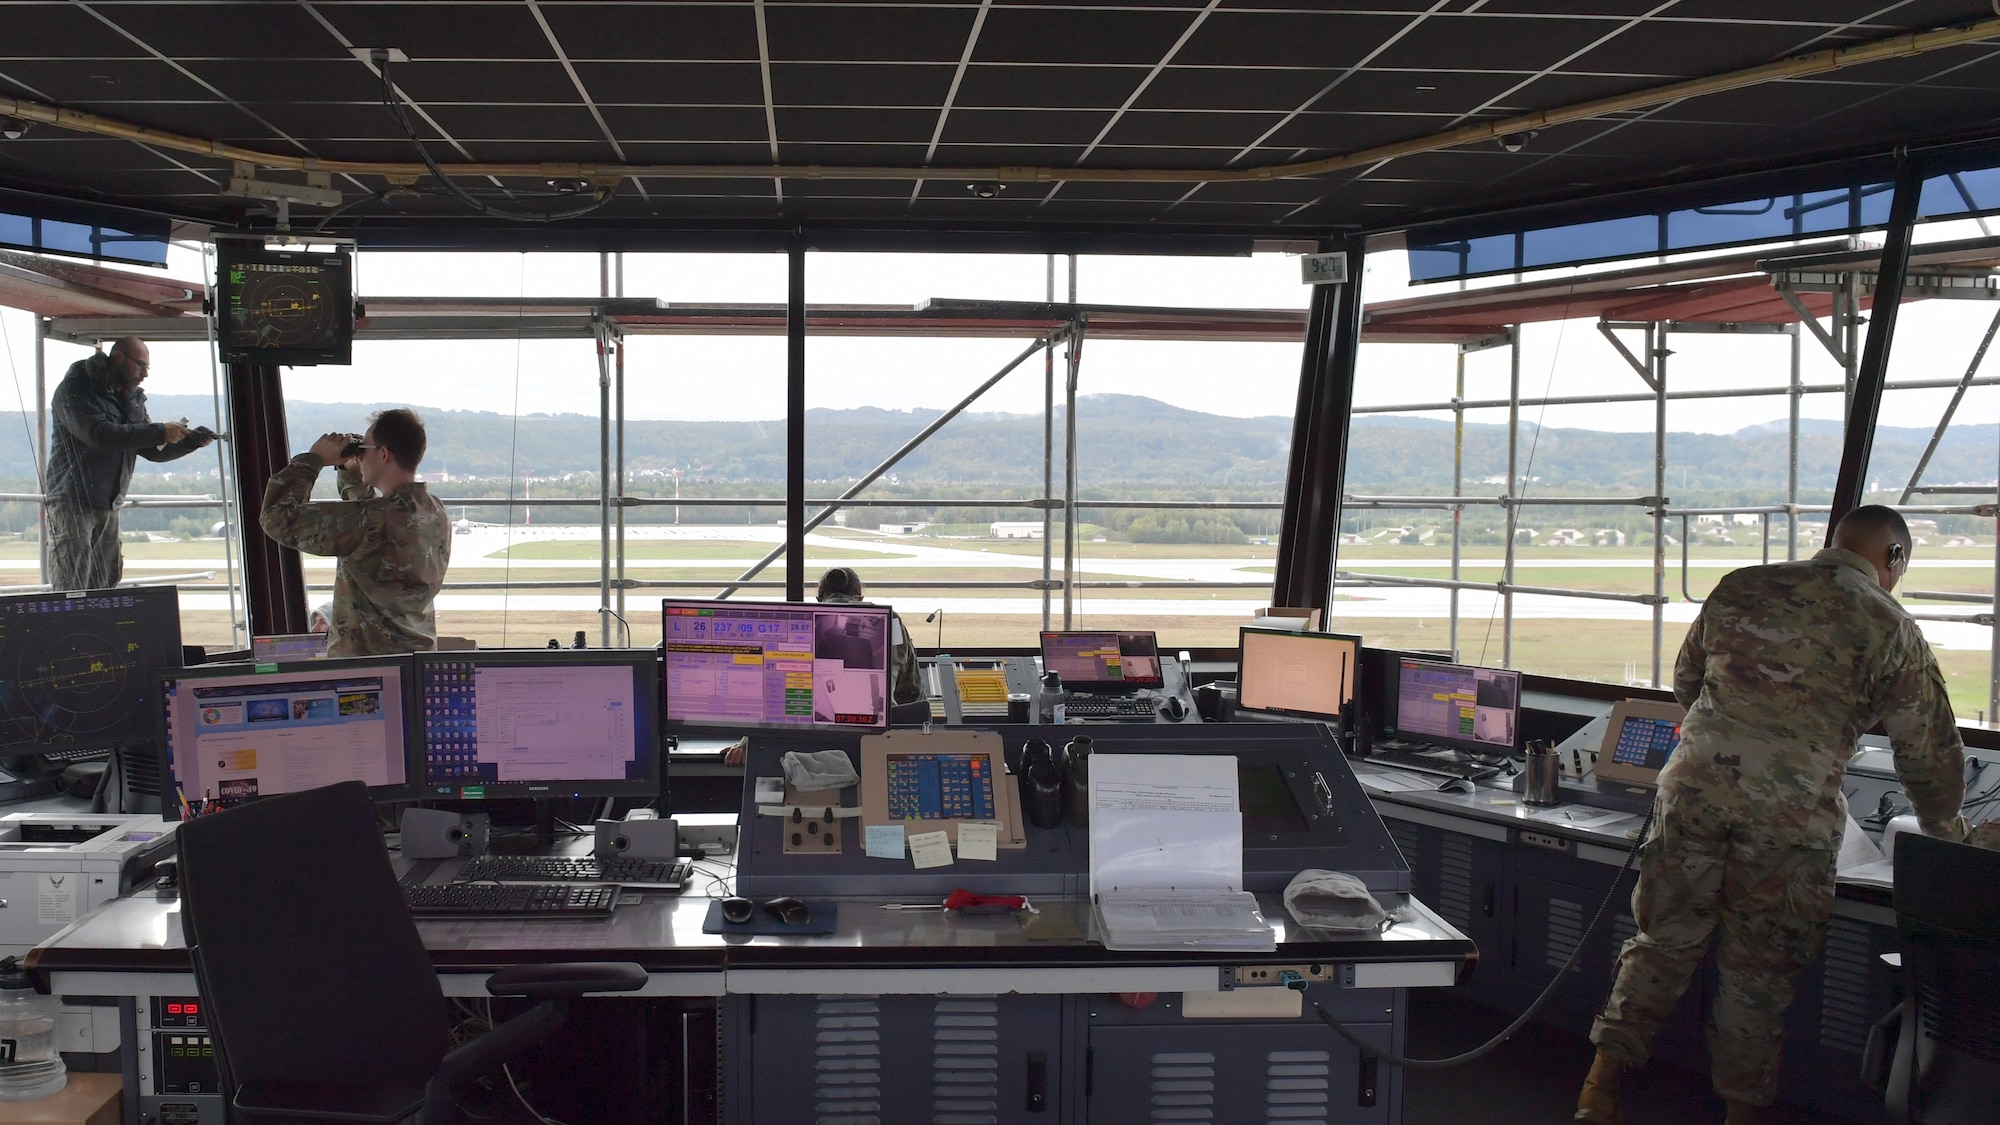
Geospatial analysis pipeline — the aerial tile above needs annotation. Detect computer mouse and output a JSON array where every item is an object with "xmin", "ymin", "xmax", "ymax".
[
  {"xmin": 720, "ymin": 896, "xmax": 755, "ymax": 924},
  {"xmin": 1438, "ymin": 778, "xmax": 1476, "ymax": 795},
  {"xmin": 764, "ymin": 897, "xmax": 811, "ymax": 926},
  {"xmin": 1160, "ymin": 696, "xmax": 1189, "ymax": 722}
]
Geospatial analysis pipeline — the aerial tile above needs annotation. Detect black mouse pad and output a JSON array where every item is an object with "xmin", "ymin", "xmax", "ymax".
[{"xmin": 701, "ymin": 899, "xmax": 839, "ymax": 936}]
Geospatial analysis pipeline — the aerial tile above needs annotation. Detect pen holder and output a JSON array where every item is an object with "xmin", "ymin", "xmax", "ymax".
[{"xmin": 1522, "ymin": 740, "xmax": 1561, "ymax": 807}]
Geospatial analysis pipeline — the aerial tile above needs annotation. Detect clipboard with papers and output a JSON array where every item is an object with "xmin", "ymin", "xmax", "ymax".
[{"xmin": 1088, "ymin": 753, "xmax": 1276, "ymax": 952}]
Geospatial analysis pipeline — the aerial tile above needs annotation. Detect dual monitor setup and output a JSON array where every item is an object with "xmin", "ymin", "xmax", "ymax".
[{"xmin": 1231, "ymin": 626, "xmax": 1682, "ymax": 785}]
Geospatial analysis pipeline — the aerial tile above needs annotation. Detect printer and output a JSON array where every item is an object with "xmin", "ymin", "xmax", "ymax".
[{"xmin": 0, "ymin": 813, "xmax": 177, "ymax": 957}]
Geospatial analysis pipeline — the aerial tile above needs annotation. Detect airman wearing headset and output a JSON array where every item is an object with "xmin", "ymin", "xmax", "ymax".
[{"xmin": 1577, "ymin": 505, "xmax": 1969, "ymax": 1125}]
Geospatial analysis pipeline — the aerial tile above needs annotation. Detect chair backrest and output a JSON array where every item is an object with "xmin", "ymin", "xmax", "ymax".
[
  {"xmin": 179, "ymin": 780, "xmax": 450, "ymax": 1090},
  {"xmin": 1890, "ymin": 832, "xmax": 2000, "ymax": 1119}
]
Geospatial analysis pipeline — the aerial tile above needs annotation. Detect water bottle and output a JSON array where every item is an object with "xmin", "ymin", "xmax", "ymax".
[
  {"xmin": 0, "ymin": 957, "xmax": 65, "ymax": 1101},
  {"xmin": 1063, "ymin": 735, "xmax": 1094, "ymax": 829},
  {"xmin": 1039, "ymin": 671, "xmax": 1065, "ymax": 725}
]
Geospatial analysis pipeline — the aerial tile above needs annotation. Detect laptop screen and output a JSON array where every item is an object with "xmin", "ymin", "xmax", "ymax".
[{"xmin": 1038, "ymin": 631, "xmax": 1163, "ymax": 690}]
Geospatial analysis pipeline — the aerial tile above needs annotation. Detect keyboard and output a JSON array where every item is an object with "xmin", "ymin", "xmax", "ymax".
[
  {"xmin": 1367, "ymin": 745, "xmax": 1502, "ymax": 782},
  {"xmin": 1064, "ymin": 695, "xmax": 1159, "ymax": 720},
  {"xmin": 455, "ymin": 855, "xmax": 691, "ymax": 889},
  {"xmin": 405, "ymin": 883, "xmax": 621, "ymax": 918}
]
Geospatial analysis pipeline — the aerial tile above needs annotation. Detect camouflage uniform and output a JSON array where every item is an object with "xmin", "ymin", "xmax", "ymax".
[
  {"xmin": 822, "ymin": 591, "xmax": 924, "ymax": 707},
  {"xmin": 259, "ymin": 454, "xmax": 451, "ymax": 657},
  {"xmin": 1591, "ymin": 547, "xmax": 1968, "ymax": 1107},
  {"xmin": 44, "ymin": 352, "xmax": 208, "ymax": 590}
]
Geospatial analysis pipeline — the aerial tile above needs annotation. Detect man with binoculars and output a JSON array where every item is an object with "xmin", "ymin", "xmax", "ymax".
[{"xmin": 260, "ymin": 408, "xmax": 450, "ymax": 656}]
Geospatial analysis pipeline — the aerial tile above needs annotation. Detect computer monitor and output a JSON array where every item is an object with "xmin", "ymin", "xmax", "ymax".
[
  {"xmin": 414, "ymin": 650, "xmax": 660, "ymax": 801},
  {"xmin": 0, "ymin": 586, "xmax": 184, "ymax": 754},
  {"xmin": 158, "ymin": 656, "xmax": 415, "ymax": 818},
  {"xmin": 1594, "ymin": 699, "xmax": 1686, "ymax": 790},
  {"xmin": 1236, "ymin": 628, "xmax": 1360, "ymax": 722},
  {"xmin": 663, "ymin": 599, "xmax": 893, "ymax": 732},
  {"xmin": 1390, "ymin": 658, "xmax": 1521, "ymax": 753},
  {"xmin": 1038, "ymin": 630, "xmax": 1164, "ymax": 691}
]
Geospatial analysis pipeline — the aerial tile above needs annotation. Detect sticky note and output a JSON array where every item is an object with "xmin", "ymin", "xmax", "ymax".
[
  {"xmin": 864, "ymin": 824, "xmax": 906, "ymax": 859},
  {"xmin": 956, "ymin": 822, "xmax": 998, "ymax": 861},
  {"xmin": 908, "ymin": 830, "xmax": 954, "ymax": 869}
]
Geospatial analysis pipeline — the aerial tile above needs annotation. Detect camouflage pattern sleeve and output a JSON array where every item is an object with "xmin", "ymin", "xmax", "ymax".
[
  {"xmin": 259, "ymin": 454, "xmax": 368, "ymax": 557},
  {"xmin": 1672, "ymin": 607, "xmax": 1708, "ymax": 709},
  {"xmin": 1876, "ymin": 619, "xmax": 1968, "ymax": 841},
  {"xmin": 336, "ymin": 466, "xmax": 374, "ymax": 501}
]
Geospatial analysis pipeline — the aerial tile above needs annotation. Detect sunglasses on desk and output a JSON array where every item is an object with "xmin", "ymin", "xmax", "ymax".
[{"xmin": 720, "ymin": 895, "xmax": 811, "ymax": 926}]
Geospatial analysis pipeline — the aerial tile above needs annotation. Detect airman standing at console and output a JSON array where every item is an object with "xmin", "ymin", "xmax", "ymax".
[{"xmin": 1576, "ymin": 506, "xmax": 1968, "ymax": 1125}]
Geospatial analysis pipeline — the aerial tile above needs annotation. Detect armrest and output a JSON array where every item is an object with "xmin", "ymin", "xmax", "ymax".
[{"xmin": 486, "ymin": 961, "xmax": 648, "ymax": 998}]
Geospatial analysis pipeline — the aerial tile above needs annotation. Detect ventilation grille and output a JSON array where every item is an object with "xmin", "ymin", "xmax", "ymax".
[
  {"xmin": 813, "ymin": 997, "xmax": 882, "ymax": 1124},
  {"xmin": 931, "ymin": 998, "xmax": 1000, "ymax": 1125},
  {"xmin": 1263, "ymin": 1049, "xmax": 1331, "ymax": 1124},
  {"xmin": 1148, "ymin": 1051, "xmax": 1217, "ymax": 1123},
  {"xmin": 1918, "ymin": 958, "xmax": 2000, "ymax": 1065},
  {"xmin": 119, "ymin": 744, "xmax": 161, "ymax": 797},
  {"xmin": 1546, "ymin": 897, "xmax": 1586, "ymax": 971},
  {"xmin": 1818, "ymin": 918, "xmax": 1875, "ymax": 1054},
  {"xmin": 1438, "ymin": 833, "xmax": 1473, "ymax": 929},
  {"xmin": 1386, "ymin": 821, "xmax": 1420, "ymax": 870}
]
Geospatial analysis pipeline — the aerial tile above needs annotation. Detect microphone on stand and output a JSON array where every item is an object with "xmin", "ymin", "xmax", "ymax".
[{"xmin": 925, "ymin": 609, "xmax": 944, "ymax": 648}]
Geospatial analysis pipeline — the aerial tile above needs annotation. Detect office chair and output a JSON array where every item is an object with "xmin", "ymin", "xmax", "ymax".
[
  {"xmin": 177, "ymin": 780, "xmax": 647, "ymax": 1123},
  {"xmin": 1881, "ymin": 831, "xmax": 2000, "ymax": 1124}
]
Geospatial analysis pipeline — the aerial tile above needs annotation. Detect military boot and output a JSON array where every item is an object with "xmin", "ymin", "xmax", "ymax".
[
  {"xmin": 1573, "ymin": 1050, "xmax": 1625, "ymax": 1124},
  {"xmin": 1722, "ymin": 1099, "xmax": 1760, "ymax": 1124}
]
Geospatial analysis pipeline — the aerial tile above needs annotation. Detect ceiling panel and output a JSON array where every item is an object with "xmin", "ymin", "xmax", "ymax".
[
  {"xmin": 765, "ymin": 5, "xmax": 978, "ymax": 64},
  {"xmin": 1369, "ymin": 13, "xmax": 1631, "ymax": 72},
  {"xmin": 314, "ymin": 3, "xmax": 555, "ymax": 61},
  {"xmin": 972, "ymin": 8, "xmax": 1205, "ymax": 66},
  {"xmin": 1175, "ymin": 11, "xmax": 1417, "ymax": 69},
  {"xmin": 0, "ymin": 1, "xmax": 1994, "ymax": 241},
  {"xmin": 953, "ymin": 65, "xmax": 1146, "ymax": 110},
  {"xmin": 538, "ymin": 3, "xmax": 759, "ymax": 61},
  {"xmin": 571, "ymin": 61, "xmax": 766, "ymax": 105},
  {"xmin": 770, "ymin": 63, "xmax": 959, "ymax": 108}
]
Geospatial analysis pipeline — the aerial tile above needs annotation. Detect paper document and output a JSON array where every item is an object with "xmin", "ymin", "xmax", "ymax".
[
  {"xmin": 1090, "ymin": 754, "xmax": 1242, "ymax": 898},
  {"xmin": 1837, "ymin": 815, "xmax": 1886, "ymax": 873},
  {"xmin": 1353, "ymin": 768, "xmax": 1438, "ymax": 794},
  {"xmin": 1087, "ymin": 753, "xmax": 1274, "ymax": 951},
  {"xmin": 1095, "ymin": 889, "xmax": 1275, "ymax": 952}
]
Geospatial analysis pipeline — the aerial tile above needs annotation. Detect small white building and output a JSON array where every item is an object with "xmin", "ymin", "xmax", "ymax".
[
  {"xmin": 879, "ymin": 522, "xmax": 924, "ymax": 535},
  {"xmin": 990, "ymin": 522, "xmax": 1044, "ymax": 540}
]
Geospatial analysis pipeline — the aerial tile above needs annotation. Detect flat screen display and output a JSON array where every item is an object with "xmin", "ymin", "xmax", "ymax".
[
  {"xmin": 1, "ymin": 587, "xmax": 183, "ymax": 752},
  {"xmin": 663, "ymin": 599, "xmax": 893, "ymax": 731},
  {"xmin": 159, "ymin": 657, "xmax": 413, "ymax": 817},
  {"xmin": 885, "ymin": 752, "xmax": 997, "ymax": 822},
  {"xmin": 416, "ymin": 651, "xmax": 659, "ymax": 801},
  {"xmin": 215, "ymin": 242, "xmax": 353, "ymax": 367},
  {"xmin": 1610, "ymin": 715, "xmax": 1681, "ymax": 772},
  {"xmin": 1038, "ymin": 630, "xmax": 1163, "ymax": 690},
  {"xmin": 1393, "ymin": 659, "xmax": 1520, "ymax": 752},
  {"xmin": 1237, "ymin": 628, "xmax": 1359, "ymax": 721}
]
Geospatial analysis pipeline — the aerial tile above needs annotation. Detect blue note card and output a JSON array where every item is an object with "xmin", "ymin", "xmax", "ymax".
[{"xmin": 864, "ymin": 824, "xmax": 906, "ymax": 859}]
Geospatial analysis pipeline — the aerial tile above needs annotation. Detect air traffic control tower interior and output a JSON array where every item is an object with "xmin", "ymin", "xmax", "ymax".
[{"xmin": 7, "ymin": 4, "xmax": 2000, "ymax": 1124}]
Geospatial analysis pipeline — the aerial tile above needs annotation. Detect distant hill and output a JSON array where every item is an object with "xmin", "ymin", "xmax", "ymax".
[{"xmin": 3, "ymin": 394, "xmax": 1991, "ymax": 498}]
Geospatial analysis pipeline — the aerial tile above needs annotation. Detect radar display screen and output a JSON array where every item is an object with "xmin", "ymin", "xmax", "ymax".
[
  {"xmin": 215, "ymin": 242, "xmax": 353, "ymax": 366},
  {"xmin": 0, "ymin": 587, "xmax": 183, "ymax": 752}
]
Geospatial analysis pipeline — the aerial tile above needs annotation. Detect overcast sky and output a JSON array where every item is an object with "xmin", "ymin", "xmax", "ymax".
[{"xmin": 5, "ymin": 220, "xmax": 1999, "ymax": 447}]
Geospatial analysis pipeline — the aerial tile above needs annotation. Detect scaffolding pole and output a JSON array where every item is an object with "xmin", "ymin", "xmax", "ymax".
[
  {"xmin": 1062, "ymin": 313, "xmax": 1085, "ymax": 628},
  {"xmin": 1450, "ymin": 346, "xmax": 1464, "ymax": 659},
  {"xmin": 1652, "ymin": 324, "xmax": 1667, "ymax": 688},
  {"xmin": 1042, "ymin": 253, "xmax": 1055, "ymax": 633},
  {"xmin": 1502, "ymin": 329, "xmax": 1519, "ymax": 667},
  {"xmin": 1789, "ymin": 324, "xmax": 1802, "ymax": 561}
]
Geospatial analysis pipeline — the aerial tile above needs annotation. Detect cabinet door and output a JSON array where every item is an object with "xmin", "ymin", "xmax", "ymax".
[
  {"xmin": 1384, "ymin": 819, "xmax": 1507, "ymax": 1001},
  {"xmin": 1089, "ymin": 1020, "xmax": 1393, "ymax": 1125},
  {"xmin": 732, "ymin": 994, "xmax": 1063, "ymax": 1125}
]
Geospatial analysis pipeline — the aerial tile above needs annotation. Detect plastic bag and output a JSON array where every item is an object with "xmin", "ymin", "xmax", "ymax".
[{"xmin": 1283, "ymin": 869, "xmax": 1391, "ymax": 932}]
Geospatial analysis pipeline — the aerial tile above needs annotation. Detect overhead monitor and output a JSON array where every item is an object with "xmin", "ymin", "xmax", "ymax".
[
  {"xmin": 1391, "ymin": 658, "xmax": 1521, "ymax": 753},
  {"xmin": 158, "ymin": 657, "xmax": 415, "ymax": 818},
  {"xmin": 214, "ymin": 241, "xmax": 353, "ymax": 367},
  {"xmin": 415, "ymin": 650, "xmax": 660, "ymax": 801},
  {"xmin": 1038, "ymin": 630, "xmax": 1163, "ymax": 691},
  {"xmin": 1236, "ymin": 628, "xmax": 1360, "ymax": 722},
  {"xmin": 0, "ymin": 587, "xmax": 183, "ymax": 754},
  {"xmin": 1594, "ymin": 699, "xmax": 1686, "ymax": 790},
  {"xmin": 663, "ymin": 599, "xmax": 893, "ymax": 732}
]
